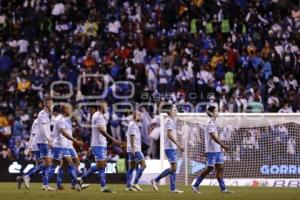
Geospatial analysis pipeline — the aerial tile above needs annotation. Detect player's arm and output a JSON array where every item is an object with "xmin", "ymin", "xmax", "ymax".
[
  {"xmin": 167, "ymin": 130, "xmax": 184, "ymax": 152},
  {"xmin": 60, "ymin": 128, "xmax": 83, "ymax": 146},
  {"xmin": 97, "ymin": 126, "xmax": 122, "ymax": 145},
  {"xmin": 130, "ymin": 134, "xmax": 135, "ymax": 154},
  {"xmin": 128, "ymin": 124, "xmax": 136, "ymax": 153},
  {"xmin": 28, "ymin": 129, "xmax": 34, "ymax": 153},
  {"xmin": 27, "ymin": 129, "xmax": 34, "ymax": 157},
  {"xmin": 209, "ymin": 132, "xmax": 229, "ymax": 151}
]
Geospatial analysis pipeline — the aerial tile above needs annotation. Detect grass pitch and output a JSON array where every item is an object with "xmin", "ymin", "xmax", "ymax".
[{"xmin": 0, "ymin": 183, "xmax": 299, "ymax": 200}]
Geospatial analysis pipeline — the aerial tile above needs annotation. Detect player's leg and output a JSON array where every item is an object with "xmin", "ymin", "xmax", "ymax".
[
  {"xmin": 37, "ymin": 144, "xmax": 55, "ymax": 190},
  {"xmin": 56, "ymin": 158, "xmax": 67, "ymax": 190},
  {"xmin": 44, "ymin": 147, "xmax": 64, "ymax": 191},
  {"xmin": 17, "ymin": 151, "xmax": 43, "ymax": 189},
  {"xmin": 126, "ymin": 153, "xmax": 136, "ymax": 191},
  {"xmin": 63, "ymin": 148, "xmax": 81, "ymax": 192},
  {"xmin": 152, "ymin": 149, "xmax": 183, "ymax": 193},
  {"xmin": 132, "ymin": 152, "xmax": 146, "ymax": 191},
  {"xmin": 71, "ymin": 151, "xmax": 90, "ymax": 190},
  {"xmin": 97, "ymin": 159, "xmax": 108, "ymax": 192},
  {"xmin": 96, "ymin": 147, "xmax": 114, "ymax": 193},
  {"xmin": 69, "ymin": 148, "xmax": 80, "ymax": 188},
  {"xmin": 79, "ymin": 147, "xmax": 101, "ymax": 181},
  {"xmin": 168, "ymin": 162, "xmax": 184, "ymax": 193},
  {"xmin": 215, "ymin": 152, "xmax": 232, "ymax": 193},
  {"xmin": 192, "ymin": 152, "xmax": 215, "ymax": 193}
]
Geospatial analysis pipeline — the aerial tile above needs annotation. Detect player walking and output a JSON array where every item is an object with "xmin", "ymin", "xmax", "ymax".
[
  {"xmin": 151, "ymin": 106, "xmax": 184, "ymax": 193},
  {"xmin": 126, "ymin": 111, "xmax": 146, "ymax": 192},
  {"xmin": 192, "ymin": 106, "xmax": 232, "ymax": 193}
]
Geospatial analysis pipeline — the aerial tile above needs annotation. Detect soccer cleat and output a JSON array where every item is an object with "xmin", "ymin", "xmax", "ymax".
[
  {"xmin": 56, "ymin": 185, "xmax": 65, "ymax": 190},
  {"xmin": 101, "ymin": 187, "xmax": 116, "ymax": 193},
  {"xmin": 221, "ymin": 189, "xmax": 234, "ymax": 193},
  {"xmin": 81, "ymin": 184, "xmax": 90, "ymax": 190},
  {"xmin": 42, "ymin": 185, "xmax": 55, "ymax": 191},
  {"xmin": 16, "ymin": 176, "xmax": 23, "ymax": 190},
  {"xmin": 23, "ymin": 175, "xmax": 30, "ymax": 189},
  {"xmin": 132, "ymin": 184, "xmax": 143, "ymax": 191},
  {"xmin": 151, "ymin": 179, "xmax": 159, "ymax": 192},
  {"xmin": 125, "ymin": 187, "xmax": 138, "ymax": 192},
  {"xmin": 74, "ymin": 184, "xmax": 81, "ymax": 192},
  {"xmin": 77, "ymin": 177, "xmax": 83, "ymax": 187},
  {"xmin": 171, "ymin": 189, "xmax": 184, "ymax": 193},
  {"xmin": 191, "ymin": 185, "xmax": 201, "ymax": 194}
]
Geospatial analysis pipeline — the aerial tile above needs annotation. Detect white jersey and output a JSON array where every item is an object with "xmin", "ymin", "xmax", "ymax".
[
  {"xmin": 29, "ymin": 119, "xmax": 39, "ymax": 151},
  {"xmin": 91, "ymin": 111, "xmax": 107, "ymax": 147},
  {"xmin": 52, "ymin": 115, "xmax": 72, "ymax": 148},
  {"xmin": 67, "ymin": 136, "xmax": 74, "ymax": 149},
  {"xmin": 205, "ymin": 119, "xmax": 221, "ymax": 153},
  {"xmin": 36, "ymin": 109, "xmax": 51, "ymax": 144},
  {"xmin": 126, "ymin": 120, "xmax": 142, "ymax": 152},
  {"xmin": 164, "ymin": 117, "xmax": 177, "ymax": 150}
]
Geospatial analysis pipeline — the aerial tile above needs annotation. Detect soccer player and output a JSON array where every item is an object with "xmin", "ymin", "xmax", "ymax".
[
  {"xmin": 126, "ymin": 111, "xmax": 146, "ymax": 192},
  {"xmin": 50, "ymin": 104, "xmax": 83, "ymax": 191},
  {"xmin": 56, "ymin": 118, "xmax": 90, "ymax": 190},
  {"xmin": 77, "ymin": 101, "xmax": 121, "ymax": 193},
  {"xmin": 35, "ymin": 97, "xmax": 55, "ymax": 191},
  {"xmin": 191, "ymin": 106, "xmax": 232, "ymax": 193},
  {"xmin": 151, "ymin": 106, "xmax": 184, "ymax": 193},
  {"xmin": 17, "ymin": 116, "xmax": 43, "ymax": 189}
]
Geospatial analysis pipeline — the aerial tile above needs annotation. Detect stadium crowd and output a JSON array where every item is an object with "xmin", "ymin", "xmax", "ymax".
[{"xmin": 0, "ymin": 0, "xmax": 300, "ymax": 161}]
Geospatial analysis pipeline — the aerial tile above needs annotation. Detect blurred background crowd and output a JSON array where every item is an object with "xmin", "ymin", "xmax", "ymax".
[{"xmin": 0, "ymin": 0, "xmax": 300, "ymax": 161}]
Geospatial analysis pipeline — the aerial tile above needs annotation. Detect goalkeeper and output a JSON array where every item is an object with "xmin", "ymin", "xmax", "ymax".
[{"xmin": 192, "ymin": 105, "xmax": 232, "ymax": 194}]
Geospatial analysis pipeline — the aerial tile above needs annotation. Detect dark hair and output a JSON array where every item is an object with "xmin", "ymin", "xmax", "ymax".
[
  {"xmin": 164, "ymin": 104, "xmax": 173, "ymax": 116},
  {"xmin": 207, "ymin": 106, "xmax": 216, "ymax": 117},
  {"xmin": 43, "ymin": 95, "xmax": 52, "ymax": 102}
]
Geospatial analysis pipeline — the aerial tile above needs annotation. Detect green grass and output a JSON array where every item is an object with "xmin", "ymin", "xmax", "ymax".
[{"xmin": 0, "ymin": 183, "xmax": 299, "ymax": 200}]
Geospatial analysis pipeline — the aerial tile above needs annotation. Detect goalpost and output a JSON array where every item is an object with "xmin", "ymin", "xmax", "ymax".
[{"xmin": 159, "ymin": 113, "xmax": 300, "ymax": 187}]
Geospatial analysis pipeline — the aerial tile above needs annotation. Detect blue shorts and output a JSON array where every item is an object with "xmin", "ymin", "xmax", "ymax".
[
  {"xmin": 69, "ymin": 148, "xmax": 78, "ymax": 159},
  {"xmin": 127, "ymin": 151, "xmax": 145, "ymax": 163},
  {"xmin": 51, "ymin": 147, "xmax": 71, "ymax": 161},
  {"xmin": 37, "ymin": 143, "xmax": 51, "ymax": 158},
  {"xmin": 32, "ymin": 151, "xmax": 40, "ymax": 161},
  {"xmin": 207, "ymin": 152, "xmax": 224, "ymax": 166},
  {"xmin": 165, "ymin": 149, "xmax": 177, "ymax": 163},
  {"xmin": 92, "ymin": 146, "xmax": 107, "ymax": 161}
]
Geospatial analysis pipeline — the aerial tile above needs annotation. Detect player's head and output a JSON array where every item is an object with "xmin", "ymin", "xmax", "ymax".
[
  {"xmin": 52, "ymin": 104, "xmax": 61, "ymax": 116},
  {"xmin": 43, "ymin": 96, "xmax": 53, "ymax": 111},
  {"xmin": 133, "ymin": 110, "xmax": 142, "ymax": 122},
  {"xmin": 166, "ymin": 105, "xmax": 177, "ymax": 118},
  {"xmin": 61, "ymin": 104, "xmax": 73, "ymax": 116},
  {"xmin": 98, "ymin": 101, "xmax": 108, "ymax": 114},
  {"xmin": 206, "ymin": 105, "xmax": 218, "ymax": 118}
]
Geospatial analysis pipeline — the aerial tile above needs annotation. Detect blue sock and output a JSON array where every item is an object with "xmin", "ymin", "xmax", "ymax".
[
  {"xmin": 47, "ymin": 165, "xmax": 56, "ymax": 181},
  {"xmin": 194, "ymin": 176, "xmax": 204, "ymax": 188},
  {"xmin": 41, "ymin": 165, "xmax": 48, "ymax": 186},
  {"xmin": 82, "ymin": 165, "xmax": 98, "ymax": 180},
  {"xmin": 155, "ymin": 168, "xmax": 172, "ymax": 182},
  {"xmin": 71, "ymin": 166, "xmax": 78, "ymax": 186},
  {"xmin": 98, "ymin": 168, "xmax": 106, "ymax": 188},
  {"xmin": 57, "ymin": 167, "xmax": 64, "ymax": 187},
  {"xmin": 42, "ymin": 165, "xmax": 52, "ymax": 186},
  {"xmin": 134, "ymin": 167, "xmax": 145, "ymax": 184},
  {"xmin": 25, "ymin": 163, "xmax": 43, "ymax": 178},
  {"xmin": 170, "ymin": 171, "xmax": 176, "ymax": 191},
  {"xmin": 217, "ymin": 178, "xmax": 226, "ymax": 191},
  {"xmin": 68, "ymin": 165, "xmax": 78, "ymax": 185},
  {"xmin": 126, "ymin": 168, "xmax": 134, "ymax": 188}
]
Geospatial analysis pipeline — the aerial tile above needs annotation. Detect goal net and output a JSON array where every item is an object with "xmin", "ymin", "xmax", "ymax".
[{"xmin": 159, "ymin": 113, "xmax": 300, "ymax": 187}]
